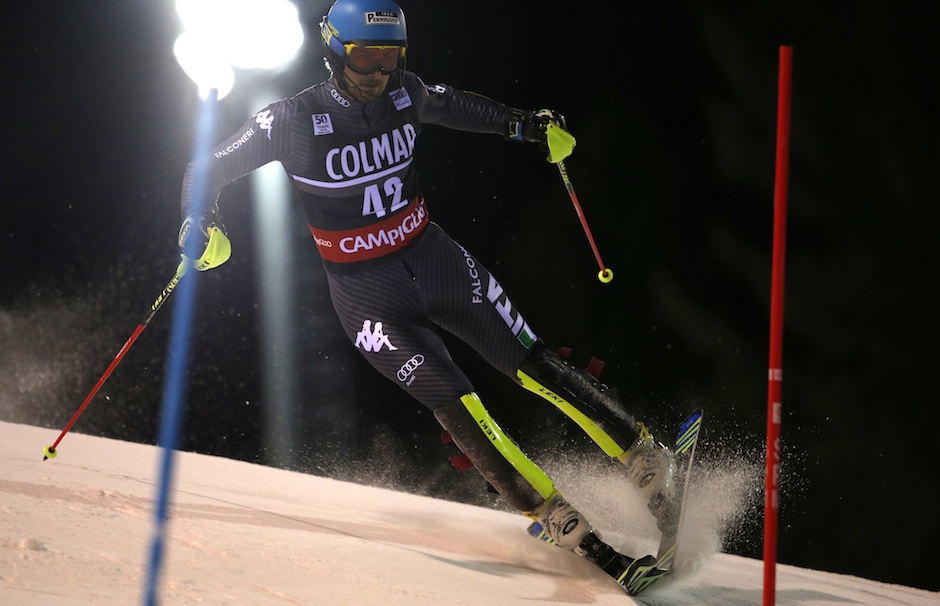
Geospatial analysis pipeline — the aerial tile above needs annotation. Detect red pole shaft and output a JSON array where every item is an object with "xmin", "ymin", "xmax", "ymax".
[
  {"xmin": 764, "ymin": 45, "xmax": 793, "ymax": 606},
  {"xmin": 556, "ymin": 161, "xmax": 608, "ymax": 274},
  {"xmin": 44, "ymin": 260, "xmax": 187, "ymax": 458},
  {"xmin": 568, "ymin": 190, "xmax": 607, "ymax": 272},
  {"xmin": 48, "ymin": 324, "xmax": 147, "ymax": 452}
]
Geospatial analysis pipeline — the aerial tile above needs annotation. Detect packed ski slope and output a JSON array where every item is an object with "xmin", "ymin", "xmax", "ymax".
[{"xmin": 1, "ymin": 421, "xmax": 935, "ymax": 606}]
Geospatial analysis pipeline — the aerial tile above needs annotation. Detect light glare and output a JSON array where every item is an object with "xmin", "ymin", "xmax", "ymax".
[
  {"xmin": 174, "ymin": 0, "xmax": 304, "ymax": 93},
  {"xmin": 225, "ymin": 1, "xmax": 304, "ymax": 70},
  {"xmin": 173, "ymin": 31, "xmax": 235, "ymax": 99}
]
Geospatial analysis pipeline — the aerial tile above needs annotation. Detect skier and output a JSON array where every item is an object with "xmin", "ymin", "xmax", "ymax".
[{"xmin": 179, "ymin": 0, "xmax": 678, "ymax": 587}]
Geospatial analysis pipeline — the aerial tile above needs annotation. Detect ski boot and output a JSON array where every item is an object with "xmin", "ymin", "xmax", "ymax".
[
  {"xmin": 528, "ymin": 491, "xmax": 594, "ymax": 552},
  {"xmin": 527, "ymin": 490, "xmax": 668, "ymax": 595},
  {"xmin": 618, "ymin": 422, "xmax": 679, "ymax": 534},
  {"xmin": 528, "ymin": 502, "xmax": 660, "ymax": 596}
]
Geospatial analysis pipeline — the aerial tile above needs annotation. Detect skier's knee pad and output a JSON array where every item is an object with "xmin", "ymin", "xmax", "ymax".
[
  {"xmin": 517, "ymin": 341, "xmax": 639, "ymax": 457},
  {"xmin": 434, "ymin": 393, "xmax": 553, "ymax": 513}
]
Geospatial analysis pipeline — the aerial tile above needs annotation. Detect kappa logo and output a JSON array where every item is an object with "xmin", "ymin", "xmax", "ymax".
[
  {"xmin": 355, "ymin": 320, "xmax": 398, "ymax": 352},
  {"xmin": 254, "ymin": 110, "xmax": 274, "ymax": 139}
]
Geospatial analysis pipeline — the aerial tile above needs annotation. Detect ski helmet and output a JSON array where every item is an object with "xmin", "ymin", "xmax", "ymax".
[{"xmin": 321, "ymin": 0, "xmax": 407, "ymax": 76}]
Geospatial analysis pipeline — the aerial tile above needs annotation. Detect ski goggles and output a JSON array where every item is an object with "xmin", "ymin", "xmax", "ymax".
[{"xmin": 344, "ymin": 44, "xmax": 404, "ymax": 75}]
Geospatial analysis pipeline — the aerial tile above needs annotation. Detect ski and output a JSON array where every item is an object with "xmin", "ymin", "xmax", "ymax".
[
  {"xmin": 621, "ymin": 408, "xmax": 703, "ymax": 594},
  {"xmin": 526, "ymin": 521, "xmax": 667, "ymax": 595},
  {"xmin": 526, "ymin": 409, "xmax": 703, "ymax": 596}
]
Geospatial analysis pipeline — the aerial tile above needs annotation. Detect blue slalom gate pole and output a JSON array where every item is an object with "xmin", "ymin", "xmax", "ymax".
[{"xmin": 143, "ymin": 87, "xmax": 218, "ymax": 606}]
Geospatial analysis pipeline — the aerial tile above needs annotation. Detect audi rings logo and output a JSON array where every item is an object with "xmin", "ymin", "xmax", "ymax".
[{"xmin": 397, "ymin": 354, "xmax": 425, "ymax": 383}]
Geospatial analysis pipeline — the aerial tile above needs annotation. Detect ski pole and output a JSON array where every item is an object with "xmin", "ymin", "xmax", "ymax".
[
  {"xmin": 555, "ymin": 160, "xmax": 613, "ymax": 283},
  {"xmin": 43, "ymin": 258, "xmax": 189, "ymax": 460}
]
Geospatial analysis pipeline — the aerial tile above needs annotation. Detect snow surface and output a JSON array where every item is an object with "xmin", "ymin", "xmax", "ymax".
[{"xmin": 1, "ymin": 421, "xmax": 936, "ymax": 606}]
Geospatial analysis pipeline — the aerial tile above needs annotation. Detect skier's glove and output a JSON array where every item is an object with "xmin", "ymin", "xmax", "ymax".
[
  {"xmin": 507, "ymin": 108, "xmax": 576, "ymax": 164},
  {"xmin": 178, "ymin": 210, "xmax": 231, "ymax": 271}
]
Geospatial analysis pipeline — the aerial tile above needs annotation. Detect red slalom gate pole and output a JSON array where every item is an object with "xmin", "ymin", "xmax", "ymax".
[{"xmin": 764, "ymin": 45, "xmax": 793, "ymax": 606}]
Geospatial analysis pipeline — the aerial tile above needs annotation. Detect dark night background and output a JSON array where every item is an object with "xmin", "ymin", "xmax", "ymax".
[{"xmin": 2, "ymin": 0, "xmax": 938, "ymax": 594}]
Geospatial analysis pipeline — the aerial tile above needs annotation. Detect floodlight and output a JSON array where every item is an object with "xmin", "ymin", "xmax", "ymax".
[{"xmin": 174, "ymin": 0, "xmax": 304, "ymax": 98}]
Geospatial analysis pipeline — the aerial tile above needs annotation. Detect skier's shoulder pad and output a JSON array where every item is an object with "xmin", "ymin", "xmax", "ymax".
[
  {"xmin": 389, "ymin": 70, "xmax": 430, "ymax": 101},
  {"xmin": 285, "ymin": 83, "xmax": 331, "ymax": 115},
  {"xmin": 241, "ymin": 93, "xmax": 310, "ymax": 140}
]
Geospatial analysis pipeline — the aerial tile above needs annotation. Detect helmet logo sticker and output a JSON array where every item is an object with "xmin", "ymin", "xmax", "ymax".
[{"xmin": 365, "ymin": 11, "xmax": 400, "ymax": 26}]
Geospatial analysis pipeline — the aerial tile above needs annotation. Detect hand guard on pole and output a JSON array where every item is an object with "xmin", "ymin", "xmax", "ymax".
[
  {"xmin": 178, "ymin": 211, "xmax": 232, "ymax": 271},
  {"xmin": 508, "ymin": 108, "xmax": 576, "ymax": 164}
]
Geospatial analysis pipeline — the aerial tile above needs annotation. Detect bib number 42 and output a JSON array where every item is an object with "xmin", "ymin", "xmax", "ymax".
[{"xmin": 362, "ymin": 176, "xmax": 406, "ymax": 218}]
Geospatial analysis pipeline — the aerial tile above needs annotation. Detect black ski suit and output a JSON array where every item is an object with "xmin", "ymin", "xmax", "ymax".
[
  {"xmin": 182, "ymin": 70, "xmax": 642, "ymax": 513},
  {"xmin": 182, "ymin": 71, "xmax": 536, "ymax": 410}
]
